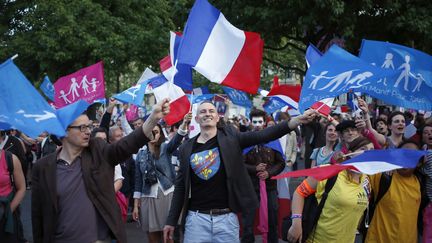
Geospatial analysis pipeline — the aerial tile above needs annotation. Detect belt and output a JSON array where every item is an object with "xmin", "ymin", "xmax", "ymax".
[{"xmin": 197, "ymin": 208, "xmax": 231, "ymax": 216}]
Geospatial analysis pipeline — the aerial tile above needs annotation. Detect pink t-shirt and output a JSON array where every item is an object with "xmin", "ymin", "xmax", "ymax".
[{"xmin": 0, "ymin": 150, "xmax": 13, "ymax": 196}]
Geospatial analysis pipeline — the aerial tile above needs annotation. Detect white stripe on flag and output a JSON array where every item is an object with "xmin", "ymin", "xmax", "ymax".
[
  {"xmin": 273, "ymin": 95, "xmax": 299, "ymax": 110},
  {"xmin": 345, "ymin": 161, "xmax": 402, "ymax": 175},
  {"xmin": 195, "ymin": 14, "xmax": 245, "ymax": 84},
  {"xmin": 153, "ymin": 81, "xmax": 184, "ymax": 102}
]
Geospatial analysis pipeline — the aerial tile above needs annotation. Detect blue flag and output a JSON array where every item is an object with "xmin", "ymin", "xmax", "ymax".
[
  {"xmin": 360, "ymin": 39, "xmax": 432, "ymax": 88},
  {"xmin": 112, "ymin": 80, "xmax": 149, "ymax": 106},
  {"xmin": 222, "ymin": 86, "xmax": 252, "ymax": 108},
  {"xmin": 0, "ymin": 59, "xmax": 89, "ymax": 138},
  {"xmin": 300, "ymin": 45, "xmax": 432, "ymax": 112},
  {"xmin": 187, "ymin": 94, "xmax": 215, "ymax": 104},
  {"xmin": 40, "ymin": 75, "xmax": 55, "ymax": 101},
  {"xmin": 305, "ymin": 44, "xmax": 322, "ymax": 68},
  {"xmin": 243, "ymin": 139, "xmax": 285, "ymax": 160},
  {"xmin": 263, "ymin": 97, "xmax": 286, "ymax": 114},
  {"xmin": 193, "ymin": 86, "xmax": 210, "ymax": 95}
]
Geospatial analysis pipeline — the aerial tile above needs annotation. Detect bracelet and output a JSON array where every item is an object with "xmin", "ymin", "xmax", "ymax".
[{"xmin": 291, "ymin": 214, "xmax": 302, "ymax": 219}]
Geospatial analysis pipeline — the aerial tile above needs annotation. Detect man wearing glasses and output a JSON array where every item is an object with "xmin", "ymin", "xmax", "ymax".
[{"xmin": 31, "ymin": 99, "xmax": 170, "ymax": 243}]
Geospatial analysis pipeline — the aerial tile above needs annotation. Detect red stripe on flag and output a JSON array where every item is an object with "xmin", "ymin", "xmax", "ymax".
[
  {"xmin": 164, "ymin": 95, "xmax": 190, "ymax": 125},
  {"xmin": 221, "ymin": 32, "xmax": 263, "ymax": 94},
  {"xmin": 267, "ymin": 85, "xmax": 302, "ymax": 102},
  {"xmin": 272, "ymin": 164, "xmax": 356, "ymax": 181},
  {"xmin": 311, "ymin": 101, "xmax": 331, "ymax": 117},
  {"xmin": 159, "ymin": 55, "xmax": 172, "ymax": 72}
]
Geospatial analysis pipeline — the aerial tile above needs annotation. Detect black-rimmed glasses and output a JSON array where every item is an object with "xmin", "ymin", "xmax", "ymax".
[{"xmin": 68, "ymin": 124, "xmax": 94, "ymax": 132}]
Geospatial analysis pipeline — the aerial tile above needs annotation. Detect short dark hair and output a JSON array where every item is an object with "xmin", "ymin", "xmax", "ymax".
[
  {"xmin": 249, "ymin": 109, "xmax": 266, "ymax": 121},
  {"xmin": 336, "ymin": 120, "xmax": 356, "ymax": 133},
  {"xmin": 397, "ymin": 140, "xmax": 420, "ymax": 149},
  {"xmin": 374, "ymin": 118, "xmax": 387, "ymax": 127},
  {"xmin": 388, "ymin": 111, "xmax": 404, "ymax": 125},
  {"xmin": 91, "ymin": 127, "xmax": 108, "ymax": 139}
]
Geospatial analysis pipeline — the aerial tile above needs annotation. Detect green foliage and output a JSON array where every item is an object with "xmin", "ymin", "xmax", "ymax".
[
  {"xmin": 1, "ymin": 0, "xmax": 174, "ymax": 96},
  {"xmin": 2, "ymin": 0, "xmax": 432, "ymax": 95}
]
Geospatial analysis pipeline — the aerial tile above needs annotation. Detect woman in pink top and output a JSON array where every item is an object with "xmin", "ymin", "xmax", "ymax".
[{"xmin": 0, "ymin": 149, "xmax": 26, "ymax": 243}]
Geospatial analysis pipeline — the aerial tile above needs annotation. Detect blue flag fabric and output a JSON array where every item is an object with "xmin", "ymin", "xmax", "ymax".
[
  {"xmin": 112, "ymin": 80, "xmax": 149, "ymax": 106},
  {"xmin": 187, "ymin": 94, "xmax": 215, "ymax": 104},
  {"xmin": 243, "ymin": 139, "xmax": 286, "ymax": 160},
  {"xmin": 55, "ymin": 99, "xmax": 90, "ymax": 131},
  {"xmin": 222, "ymin": 86, "xmax": 252, "ymax": 108},
  {"xmin": 299, "ymin": 45, "xmax": 432, "ymax": 112},
  {"xmin": 360, "ymin": 39, "xmax": 432, "ymax": 88},
  {"xmin": 193, "ymin": 86, "xmax": 210, "ymax": 95},
  {"xmin": 40, "ymin": 75, "xmax": 55, "ymax": 101},
  {"xmin": 305, "ymin": 44, "xmax": 323, "ymax": 68},
  {"xmin": 263, "ymin": 97, "xmax": 286, "ymax": 114},
  {"xmin": 171, "ymin": 33, "xmax": 193, "ymax": 91},
  {"xmin": 0, "ymin": 59, "xmax": 89, "ymax": 138}
]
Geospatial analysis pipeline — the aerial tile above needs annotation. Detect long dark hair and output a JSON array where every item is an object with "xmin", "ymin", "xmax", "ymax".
[{"xmin": 149, "ymin": 124, "xmax": 166, "ymax": 159}]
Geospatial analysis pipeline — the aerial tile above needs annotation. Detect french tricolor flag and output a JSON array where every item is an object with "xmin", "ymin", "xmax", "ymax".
[
  {"xmin": 159, "ymin": 32, "xmax": 193, "ymax": 91},
  {"xmin": 310, "ymin": 97, "xmax": 335, "ymax": 117},
  {"xmin": 266, "ymin": 76, "xmax": 301, "ymax": 110},
  {"xmin": 148, "ymin": 75, "xmax": 190, "ymax": 125},
  {"xmin": 177, "ymin": 0, "xmax": 264, "ymax": 94},
  {"xmin": 273, "ymin": 149, "xmax": 427, "ymax": 181}
]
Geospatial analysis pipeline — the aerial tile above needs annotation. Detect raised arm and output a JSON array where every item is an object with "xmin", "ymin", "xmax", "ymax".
[
  {"xmin": 99, "ymin": 99, "xmax": 116, "ymax": 130},
  {"xmin": 166, "ymin": 112, "xmax": 192, "ymax": 154},
  {"xmin": 287, "ymin": 176, "xmax": 318, "ymax": 243},
  {"xmin": 238, "ymin": 109, "xmax": 316, "ymax": 149},
  {"xmin": 358, "ymin": 98, "xmax": 386, "ymax": 146},
  {"xmin": 102, "ymin": 99, "xmax": 170, "ymax": 165}
]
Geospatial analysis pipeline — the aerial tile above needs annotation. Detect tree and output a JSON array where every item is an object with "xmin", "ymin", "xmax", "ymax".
[
  {"xmin": 170, "ymin": 0, "xmax": 432, "ymax": 89},
  {"xmin": 1, "ymin": 0, "xmax": 174, "ymax": 95}
]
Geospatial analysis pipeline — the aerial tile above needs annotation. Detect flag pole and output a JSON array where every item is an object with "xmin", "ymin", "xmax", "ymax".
[{"xmin": 11, "ymin": 54, "xmax": 18, "ymax": 60}]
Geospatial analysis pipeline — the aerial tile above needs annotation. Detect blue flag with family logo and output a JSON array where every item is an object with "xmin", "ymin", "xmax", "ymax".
[
  {"xmin": 186, "ymin": 94, "xmax": 215, "ymax": 104},
  {"xmin": 112, "ymin": 79, "xmax": 149, "ymax": 106},
  {"xmin": 0, "ymin": 59, "xmax": 89, "ymax": 138},
  {"xmin": 40, "ymin": 75, "xmax": 55, "ymax": 101},
  {"xmin": 360, "ymin": 39, "xmax": 432, "ymax": 88},
  {"xmin": 222, "ymin": 86, "xmax": 252, "ymax": 108},
  {"xmin": 263, "ymin": 97, "xmax": 286, "ymax": 114},
  {"xmin": 299, "ymin": 45, "xmax": 432, "ymax": 112}
]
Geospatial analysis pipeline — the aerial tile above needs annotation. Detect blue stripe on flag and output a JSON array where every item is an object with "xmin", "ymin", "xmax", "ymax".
[
  {"xmin": 342, "ymin": 149, "xmax": 427, "ymax": 168},
  {"xmin": 148, "ymin": 75, "xmax": 168, "ymax": 89},
  {"xmin": 177, "ymin": 0, "xmax": 220, "ymax": 66}
]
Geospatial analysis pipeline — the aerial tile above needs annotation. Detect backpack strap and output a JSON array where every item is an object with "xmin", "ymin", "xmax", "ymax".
[
  {"xmin": 312, "ymin": 174, "xmax": 339, "ymax": 227},
  {"xmin": 375, "ymin": 173, "xmax": 392, "ymax": 205},
  {"xmin": 4, "ymin": 151, "xmax": 15, "ymax": 192}
]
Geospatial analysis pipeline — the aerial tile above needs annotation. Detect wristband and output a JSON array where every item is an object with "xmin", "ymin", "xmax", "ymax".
[{"xmin": 291, "ymin": 214, "xmax": 302, "ymax": 219}]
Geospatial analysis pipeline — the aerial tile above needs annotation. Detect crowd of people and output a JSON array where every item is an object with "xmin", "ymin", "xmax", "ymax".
[{"xmin": 0, "ymin": 96, "xmax": 431, "ymax": 243}]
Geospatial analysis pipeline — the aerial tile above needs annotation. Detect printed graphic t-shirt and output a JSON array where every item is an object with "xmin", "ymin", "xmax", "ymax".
[{"xmin": 189, "ymin": 136, "xmax": 229, "ymax": 211}]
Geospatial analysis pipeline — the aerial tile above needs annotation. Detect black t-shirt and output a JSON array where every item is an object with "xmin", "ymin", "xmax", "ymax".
[{"xmin": 189, "ymin": 136, "xmax": 229, "ymax": 210}]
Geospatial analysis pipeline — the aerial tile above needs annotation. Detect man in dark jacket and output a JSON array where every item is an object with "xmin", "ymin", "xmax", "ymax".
[
  {"xmin": 242, "ymin": 109, "xmax": 285, "ymax": 243},
  {"xmin": 31, "ymin": 99, "xmax": 170, "ymax": 243},
  {"xmin": 163, "ymin": 101, "xmax": 316, "ymax": 242}
]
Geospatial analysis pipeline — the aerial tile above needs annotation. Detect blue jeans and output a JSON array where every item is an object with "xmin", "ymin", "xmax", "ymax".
[{"xmin": 184, "ymin": 211, "xmax": 240, "ymax": 243}]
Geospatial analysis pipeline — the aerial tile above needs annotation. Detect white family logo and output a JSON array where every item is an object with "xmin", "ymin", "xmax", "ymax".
[{"xmin": 59, "ymin": 75, "xmax": 101, "ymax": 104}]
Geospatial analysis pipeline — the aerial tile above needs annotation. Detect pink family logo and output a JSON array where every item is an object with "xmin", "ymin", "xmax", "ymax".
[{"xmin": 54, "ymin": 62, "xmax": 105, "ymax": 108}]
